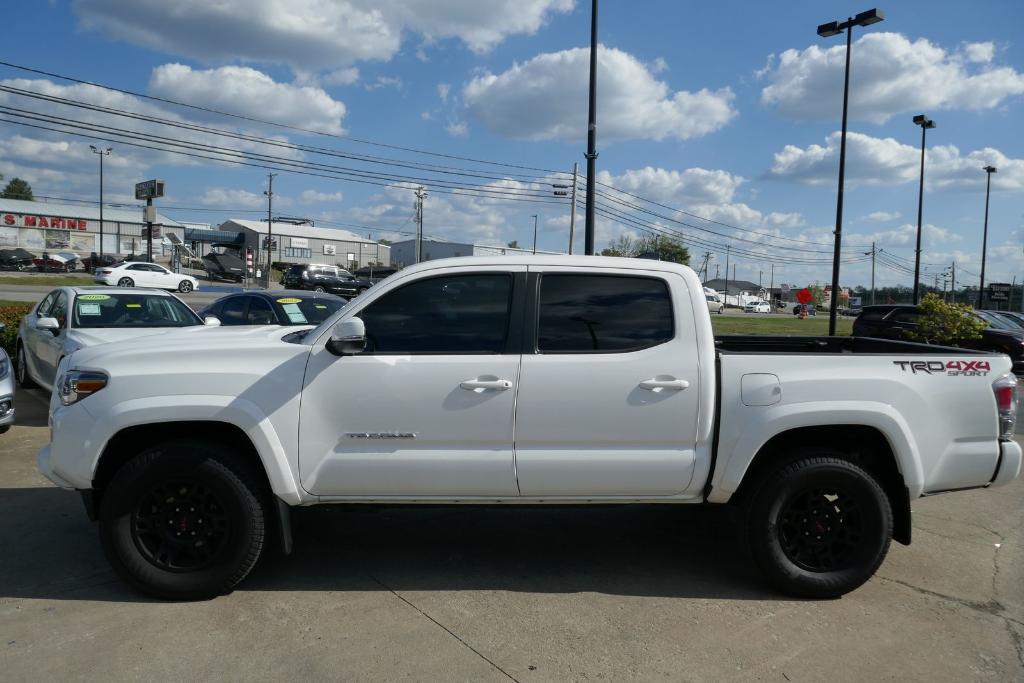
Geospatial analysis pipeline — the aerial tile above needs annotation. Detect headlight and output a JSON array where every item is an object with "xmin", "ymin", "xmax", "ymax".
[{"xmin": 59, "ymin": 370, "xmax": 108, "ymax": 406}]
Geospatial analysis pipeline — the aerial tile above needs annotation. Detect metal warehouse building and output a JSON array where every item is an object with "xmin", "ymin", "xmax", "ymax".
[
  {"xmin": 218, "ymin": 219, "xmax": 390, "ymax": 269},
  {"xmin": 0, "ymin": 197, "xmax": 184, "ymax": 257},
  {"xmin": 390, "ymin": 238, "xmax": 560, "ymax": 267}
]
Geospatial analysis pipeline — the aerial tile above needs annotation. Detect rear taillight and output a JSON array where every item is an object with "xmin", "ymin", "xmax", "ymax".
[{"xmin": 993, "ymin": 373, "xmax": 1017, "ymax": 441}]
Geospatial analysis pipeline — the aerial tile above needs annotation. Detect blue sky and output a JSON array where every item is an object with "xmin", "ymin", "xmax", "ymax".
[{"xmin": 2, "ymin": 0, "xmax": 1023, "ymax": 289}]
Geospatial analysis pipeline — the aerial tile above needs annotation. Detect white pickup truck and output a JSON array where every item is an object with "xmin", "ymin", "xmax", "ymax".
[{"xmin": 39, "ymin": 256, "xmax": 1022, "ymax": 600}]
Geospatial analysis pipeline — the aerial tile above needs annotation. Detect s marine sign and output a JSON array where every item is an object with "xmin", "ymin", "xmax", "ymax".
[{"xmin": 893, "ymin": 360, "xmax": 991, "ymax": 376}]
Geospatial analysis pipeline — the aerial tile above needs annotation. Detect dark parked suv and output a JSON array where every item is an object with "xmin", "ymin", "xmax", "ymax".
[
  {"xmin": 281, "ymin": 263, "xmax": 373, "ymax": 298},
  {"xmin": 852, "ymin": 304, "xmax": 1024, "ymax": 373}
]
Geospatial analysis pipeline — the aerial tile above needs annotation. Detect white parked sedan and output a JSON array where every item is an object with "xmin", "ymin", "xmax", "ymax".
[
  {"xmin": 16, "ymin": 287, "xmax": 212, "ymax": 391},
  {"xmin": 94, "ymin": 262, "xmax": 199, "ymax": 293},
  {"xmin": 744, "ymin": 300, "xmax": 771, "ymax": 313}
]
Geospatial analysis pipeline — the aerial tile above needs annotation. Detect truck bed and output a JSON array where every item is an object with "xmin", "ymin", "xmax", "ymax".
[{"xmin": 714, "ymin": 335, "xmax": 991, "ymax": 356}]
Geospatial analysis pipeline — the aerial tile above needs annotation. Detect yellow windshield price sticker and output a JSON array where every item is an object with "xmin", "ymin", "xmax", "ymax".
[
  {"xmin": 126, "ymin": 303, "xmax": 142, "ymax": 308},
  {"xmin": 277, "ymin": 298, "xmax": 302, "ymax": 304},
  {"xmin": 77, "ymin": 294, "xmax": 111, "ymax": 301}
]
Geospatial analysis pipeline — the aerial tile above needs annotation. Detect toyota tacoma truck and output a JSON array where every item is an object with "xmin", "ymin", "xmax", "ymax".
[{"xmin": 38, "ymin": 256, "xmax": 1022, "ymax": 600}]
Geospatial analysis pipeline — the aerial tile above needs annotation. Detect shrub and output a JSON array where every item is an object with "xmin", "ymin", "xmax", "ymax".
[
  {"xmin": 904, "ymin": 293, "xmax": 987, "ymax": 345},
  {"xmin": 0, "ymin": 303, "xmax": 32, "ymax": 358}
]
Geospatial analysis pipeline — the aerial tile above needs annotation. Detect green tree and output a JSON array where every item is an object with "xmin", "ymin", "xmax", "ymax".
[
  {"xmin": 506, "ymin": 240, "xmax": 520, "ymax": 249},
  {"xmin": 638, "ymin": 235, "xmax": 689, "ymax": 265},
  {"xmin": 599, "ymin": 234, "xmax": 635, "ymax": 257},
  {"xmin": 1, "ymin": 177, "xmax": 33, "ymax": 200},
  {"xmin": 905, "ymin": 293, "xmax": 987, "ymax": 345},
  {"xmin": 377, "ymin": 238, "xmax": 393, "ymax": 246}
]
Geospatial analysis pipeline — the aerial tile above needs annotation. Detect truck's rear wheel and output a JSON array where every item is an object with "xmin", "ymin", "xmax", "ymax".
[
  {"xmin": 98, "ymin": 440, "xmax": 266, "ymax": 600},
  {"xmin": 745, "ymin": 454, "xmax": 892, "ymax": 598}
]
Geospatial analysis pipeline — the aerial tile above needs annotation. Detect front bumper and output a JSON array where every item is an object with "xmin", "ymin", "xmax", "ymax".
[
  {"xmin": 0, "ymin": 393, "xmax": 14, "ymax": 428},
  {"xmin": 37, "ymin": 444, "xmax": 75, "ymax": 489},
  {"xmin": 991, "ymin": 440, "xmax": 1022, "ymax": 487}
]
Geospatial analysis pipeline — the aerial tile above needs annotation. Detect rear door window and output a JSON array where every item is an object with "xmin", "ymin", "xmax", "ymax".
[
  {"xmin": 219, "ymin": 297, "xmax": 248, "ymax": 325},
  {"xmin": 536, "ymin": 274, "xmax": 674, "ymax": 353}
]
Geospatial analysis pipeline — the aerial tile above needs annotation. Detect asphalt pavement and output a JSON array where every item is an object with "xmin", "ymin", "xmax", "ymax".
[{"xmin": 1, "ymin": 389, "xmax": 1022, "ymax": 680}]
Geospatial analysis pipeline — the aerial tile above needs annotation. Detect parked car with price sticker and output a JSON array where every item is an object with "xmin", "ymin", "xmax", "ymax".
[
  {"xmin": 198, "ymin": 291, "xmax": 347, "ymax": 327},
  {"xmin": 15, "ymin": 287, "xmax": 214, "ymax": 391},
  {"xmin": 37, "ymin": 256, "xmax": 1021, "ymax": 601}
]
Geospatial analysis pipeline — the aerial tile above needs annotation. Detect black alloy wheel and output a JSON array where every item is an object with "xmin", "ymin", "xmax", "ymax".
[
  {"xmin": 178, "ymin": 280, "xmax": 193, "ymax": 293},
  {"xmin": 99, "ymin": 440, "xmax": 266, "ymax": 600},
  {"xmin": 745, "ymin": 454, "xmax": 892, "ymax": 599}
]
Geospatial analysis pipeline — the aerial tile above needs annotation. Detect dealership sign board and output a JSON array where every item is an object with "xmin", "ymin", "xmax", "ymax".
[
  {"xmin": 989, "ymin": 283, "xmax": 1011, "ymax": 301},
  {"xmin": 2, "ymin": 213, "xmax": 89, "ymax": 230},
  {"xmin": 135, "ymin": 179, "xmax": 165, "ymax": 200}
]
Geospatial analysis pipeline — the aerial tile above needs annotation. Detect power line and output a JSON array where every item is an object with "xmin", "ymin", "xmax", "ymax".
[{"xmin": 0, "ymin": 59, "xmax": 566, "ymax": 175}]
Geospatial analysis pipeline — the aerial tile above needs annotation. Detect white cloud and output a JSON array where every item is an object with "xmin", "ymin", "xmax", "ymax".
[
  {"xmin": 599, "ymin": 167, "xmax": 744, "ymax": 205},
  {"xmin": 323, "ymin": 67, "xmax": 360, "ymax": 86},
  {"xmin": 464, "ymin": 45, "xmax": 736, "ymax": 142},
  {"xmin": 761, "ymin": 33, "xmax": 1024, "ymax": 123},
  {"xmin": 420, "ymin": 111, "xmax": 432, "ymax": 120},
  {"xmin": 445, "ymin": 121, "xmax": 469, "ymax": 137},
  {"xmin": 150, "ymin": 64, "xmax": 347, "ymax": 134},
  {"xmin": 74, "ymin": 0, "xmax": 574, "ymax": 68},
  {"xmin": 199, "ymin": 188, "xmax": 269, "ymax": 209},
  {"xmin": 865, "ymin": 211, "xmax": 901, "ymax": 222},
  {"xmin": 364, "ymin": 76, "xmax": 403, "ymax": 91},
  {"xmin": 301, "ymin": 190, "xmax": 344, "ymax": 203},
  {"xmin": 437, "ymin": 83, "xmax": 451, "ymax": 103},
  {"xmin": 650, "ymin": 57, "xmax": 668, "ymax": 74},
  {"xmin": 770, "ymin": 131, "xmax": 1024, "ymax": 191},
  {"xmin": 963, "ymin": 41, "xmax": 995, "ymax": 64}
]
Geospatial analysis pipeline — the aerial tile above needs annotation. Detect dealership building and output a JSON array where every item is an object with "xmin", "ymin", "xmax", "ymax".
[
  {"xmin": 390, "ymin": 238, "xmax": 560, "ymax": 267},
  {"xmin": 215, "ymin": 219, "xmax": 390, "ymax": 269},
  {"xmin": 0, "ymin": 197, "xmax": 184, "ymax": 257}
]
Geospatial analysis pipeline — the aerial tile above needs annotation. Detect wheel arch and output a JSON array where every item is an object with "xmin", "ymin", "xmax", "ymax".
[{"xmin": 730, "ymin": 425, "xmax": 912, "ymax": 545}]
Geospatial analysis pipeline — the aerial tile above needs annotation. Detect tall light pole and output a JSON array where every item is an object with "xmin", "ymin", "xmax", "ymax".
[
  {"xmin": 89, "ymin": 145, "xmax": 112, "ymax": 259},
  {"xmin": 531, "ymin": 214, "xmax": 539, "ymax": 255},
  {"xmin": 817, "ymin": 7, "xmax": 885, "ymax": 335},
  {"xmin": 911, "ymin": 114, "xmax": 935, "ymax": 303},
  {"xmin": 583, "ymin": 0, "xmax": 599, "ymax": 255},
  {"xmin": 263, "ymin": 173, "xmax": 276, "ymax": 288},
  {"xmin": 978, "ymin": 165, "xmax": 997, "ymax": 308}
]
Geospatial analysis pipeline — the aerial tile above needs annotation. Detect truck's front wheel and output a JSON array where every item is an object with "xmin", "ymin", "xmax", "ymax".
[
  {"xmin": 746, "ymin": 455, "xmax": 892, "ymax": 599},
  {"xmin": 98, "ymin": 441, "xmax": 266, "ymax": 600}
]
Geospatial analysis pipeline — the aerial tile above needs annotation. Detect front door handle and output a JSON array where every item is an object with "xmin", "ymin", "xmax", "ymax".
[
  {"xmin": 639, "ymin": 378, "xmax": 689, "ymax": 391},
  {"xmin": 460, "ymin": 378, "xmax": 513, "ymax": 391}
]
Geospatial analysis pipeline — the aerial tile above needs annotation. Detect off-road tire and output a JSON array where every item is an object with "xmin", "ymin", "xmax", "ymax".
[
  {"xmin": 99, "ymin": 440, "xmax": 266, "ymax": 601},
  {"xmin": 745, "ymin": 454, "xmax": 892, "ymax": 599}
]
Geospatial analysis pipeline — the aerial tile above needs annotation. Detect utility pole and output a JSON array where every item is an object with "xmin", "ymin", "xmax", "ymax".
[
  {"xmin": 715, "ymin": 264, "xmax": 720, "ymax": 278},
  {"xmin": 865, "ymin": 242, "xmax": 876, "ymax": 305},
  {"xmin": 583, "ymin": 0, "xmax": 599, "ymax": 255},
  {"xmin": 263, "ymin": 172, "xmax": 276, "ymax": 288},
  {"xmin": 552, "ymin": 165, "xmax": 578, "ymax": 254},
  {"xmin": 699, "ymin": 251, "xmax": 712, "ymax": 281},
  {"xmin": 769, "ymin": 263, "xmax": 775, "ymax": 313},
  {"xmin": 414, "ymin": 186, "xmax": 426, "ymax": 264},
  {"xmin": 951, "ymin": 261, "xmax": 956, "ymax": 304},
  {"xmin": 531, "ymin": 214, "xmax": 539, "ymax": 255},
  {"xmin": 759, "ymin": 269, "xmax": 763, "ymax": 288},
  {"xmin": 912, "ymin": 114, "xmax": 936, "ymax": 304},
  {"xmin": 724, "ymin": 246, "xmax": 731, "ymax": 309}
]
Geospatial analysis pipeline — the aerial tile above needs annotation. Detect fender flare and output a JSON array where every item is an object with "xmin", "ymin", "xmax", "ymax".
[{"xmin": 707, "ymin": 401, "xmax": 923, "ymax": 503}]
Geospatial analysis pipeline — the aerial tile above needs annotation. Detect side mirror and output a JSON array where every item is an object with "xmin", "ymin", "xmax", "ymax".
[
  {"xmin": 204, "ymin": 316, "xmax": 221, "ymax": 327},
  {"xmin": 326, "ymin": 317, "xmax": 366, "ymax": 356},
  {"xmin": 35, "ymin": 317, "xmax": 60, "ymax": 333}
]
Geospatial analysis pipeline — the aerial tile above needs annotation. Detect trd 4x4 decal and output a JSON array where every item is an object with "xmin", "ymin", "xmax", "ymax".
[{"xmin": 893, "ymin": 360, "xmax": 991, "ymax": 376}]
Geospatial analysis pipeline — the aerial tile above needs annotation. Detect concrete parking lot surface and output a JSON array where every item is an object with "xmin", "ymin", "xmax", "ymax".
[{"xmin": 1, "ymin": 390, "xmax": 1022, "ymax": 680}]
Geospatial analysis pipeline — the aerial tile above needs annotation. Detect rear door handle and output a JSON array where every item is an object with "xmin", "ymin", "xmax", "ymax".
[
  {"xmin": 639, "ymin": 378, "xmax": 689, "ymax": 391},
  {"xmin": 460, "ymin": 378, "xmax": 513, "ymax": 391}
]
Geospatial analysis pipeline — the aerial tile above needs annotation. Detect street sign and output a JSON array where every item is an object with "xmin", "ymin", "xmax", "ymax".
[
  {"xmin": 989, "ymin": 282, "xmax": 1011, "ymax": 301},
  {"xmin": 134, "ymin": 179, "xmax": 165, "ymax": 200},
  {"xmin": 796, "ymin": 288, "xmax": 813, "ymax": 304}
]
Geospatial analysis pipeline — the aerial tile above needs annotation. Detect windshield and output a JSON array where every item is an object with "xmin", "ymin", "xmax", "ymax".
[
  {"xmin": 72, "ymin": 293, "xmax": 203, "ymax": 328},
  {"xmin": 273, "ymin": 296, "xmax": 346, "ymax": 325}
]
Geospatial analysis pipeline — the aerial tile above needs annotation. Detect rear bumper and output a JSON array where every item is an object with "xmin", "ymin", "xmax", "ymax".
[{"xmin": 991, "ymin": 440, "xmax": 1022, "ymax": 487}]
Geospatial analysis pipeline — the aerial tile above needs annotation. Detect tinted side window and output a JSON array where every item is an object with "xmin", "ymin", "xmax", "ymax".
[
  {"xmin": 888, "ymin": 309, "xmax": 921, "ymax": 324},
  {"xmin": 360, "ymin": 274, "xmax": 512, "ymax": 353},
  {"xmin": 247, "ymin": 297, "xmax": 276, "ymax": 325},
  {"xmin": 220, "ymin": 297, "xmax": 248, "ymax": 325},
  {"xmin": 537, "ymin": 274, "xmax": 673, "ymax": 353},
  {"xmin": 50, "ymin": 293, "xmax": 68, "ymax": 328},
  {"xmin": 857, "ymin": 309, "xmax": 889, "ymax": 321}
]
